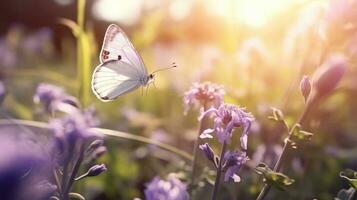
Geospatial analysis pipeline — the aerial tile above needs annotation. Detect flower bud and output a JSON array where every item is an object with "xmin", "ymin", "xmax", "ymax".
[
  {"xmin": 300, "ymin": 75, "xmax": 311, "ymax": 103},
  {"xmin": 313, "ymin": 54, "xmax": 347, "ymax": 97},
  {"xmin": 199, "ymin": 143, "xmax": 215, "ymax": 164},
  {"xmin": 87, "ymin": 164, "xmax": 107, "ymax": 177}
]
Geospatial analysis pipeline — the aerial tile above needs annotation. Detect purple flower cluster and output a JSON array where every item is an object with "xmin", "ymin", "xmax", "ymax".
[
  {"xmin": 200, "ymin": 143, "xmax": 249, "ymax": 183},
  {"xmin": 0, "ymin": 136, "xmax": 56, "ymax": 200},
  {"xmin": 200, "ymin": 104, "xmax": 254, "ymax": 149},
  {"xmin": 33, "ymin": 83, "xmax": 107, "ymax": 199},
  {"xmin": 144, "ymin": 174, "xmax": 189, "ymax": 200},
  {"xmin": 222, "ymin": 151, "xmax": 249, "ymax": 182},
  {"xmin": 33, "ymin": 83, "xmax": 79, "ymax": 113},
  {"xmin": 183, "ymin": 82, "xmax": 225, "ymax": 114}
]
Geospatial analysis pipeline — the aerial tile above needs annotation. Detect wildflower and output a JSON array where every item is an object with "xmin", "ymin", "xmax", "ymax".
[
  {"xmin": 0, "ymin": 81, "xmax": 6, "ymax": 105},
  {"xmin": 0, "ymin": 136, "xmax": 55, "ymax": 200},
  {"xmin": 34, "ymin": 83, "xmax": 79, "ymax": 112},
  {"xmin": 0, "ymin": 39, "xmax": 17, "ymax": 68},
  {"xmin": 200, "ymin": 104, "xmax": 254, "ymax": 149},
  {"xmin": 183, "ymin": 82, "xmax": 225, "ymax": 114},
  {"xmin": 86, "ymin": 164, "xmax": 107, "ymax": 177},
  {"xmin": 199, "ymin": 143, "xmax": 215, "ymax": 164},
  {"xmin": 144, "ymin": 174, "xmax": 189, "ymax": 200},
  {"xmin": 300, "ymin": 75, "xmax": 311, "ymax": 103},
  {"xmin": 50, "ymin": 110, "xmax": 100, "ymax": 166},
  {"xmin": 22, "ymin": 28, "xmax": 53, "ymax": 58},
  {"xmin": 76, "ymin": 164, "xmax": 107, "ymax": 180},
  {"xmin": 312, "ymin": 54, "xmax": 347, "ymax": 98},
  {"xmin": 222, "ymin": 151, "xmax": 249, "ymax": 182},
  {"xmin": 48, "ymin": 105, "xmax": 105, "ymax": 199}
]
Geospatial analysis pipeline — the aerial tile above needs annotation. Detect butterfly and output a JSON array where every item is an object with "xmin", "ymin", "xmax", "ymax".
[{"xmin": 91, "ymin": 24, "xmax": 176, "ymax": 102}]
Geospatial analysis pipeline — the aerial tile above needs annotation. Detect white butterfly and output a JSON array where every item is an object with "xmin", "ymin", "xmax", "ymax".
[{"xmin": 91, "ymin": 24, "xmax": 175, "ymax": 102}]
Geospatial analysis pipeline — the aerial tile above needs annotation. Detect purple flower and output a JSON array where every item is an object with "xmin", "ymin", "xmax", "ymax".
[
  {"xmin": 222, "ymin": 151, "xmax": 249, "ymax": 183},
  {"xmin": 183, "ymin": 82, "xmax": 225, "ymax": 114},
  {"xmin": 300, "ymin": 75, "xmax": 311, "ymax": 103},
  {"xmin": 200, "ymin": 104, "xmax": 254, "ymax": 149},
  {"xmin": 33, "ymin": 83, "xmax": 79, "ymax": 113},
  {"xmin": 22, "ymin": 28, "xmax": 53, "ymax": 56},
  {"xmin": 0, "ymin": 39, "xmax": 17, "ymax": 68},
  {"xmin": 144, "ymin": 174, "xmax": 189, "ymax": 200},
  {"xmin": 0, "ymin": 81, "xmax": 6, "ymax": 105},
  {"xmin": 0, "ymin": 135, "xmax": 56, "ymax": 200},
  {"xmin": 312, "ymin": 54, "xmax": 347, "ymax": 97},
  {"xmin": 50, "ymin": 110, "xmax": 100, "ymax": 166},
  {"xmin": 86, "ymin": 164, "xmax": 107, "ymax": 177},
  {"xmin": 199, "ymin": 143, "xmax": 215, "ymax": 164}
]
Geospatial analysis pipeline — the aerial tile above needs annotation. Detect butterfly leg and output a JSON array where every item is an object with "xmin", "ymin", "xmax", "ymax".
[
  {"xmin": 141, "ymin": 86, "xmax": 144, "ymax": 96},
  {"xmin": 145, "ymin": 85, "xmax": 149, "ymax": 96},
  {"xmin": 153, "ymin": 78, "xmax": 157, "ymax": 89}
]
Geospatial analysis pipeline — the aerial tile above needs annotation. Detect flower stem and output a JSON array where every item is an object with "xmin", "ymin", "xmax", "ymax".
[
  {"xmin": 211, "ymin": 142, "xmax": 227, "ymax": 200},
  {"xmin": 64, "ymin": 144, "xmax": 85, "ymax": 196},
  {"xmin": 256, "ymin": 98, "xmax": 316, "ymax": 200},
  {"xmin": 190, "ymin": 105, "xmax": 208, "ymax": 197}
]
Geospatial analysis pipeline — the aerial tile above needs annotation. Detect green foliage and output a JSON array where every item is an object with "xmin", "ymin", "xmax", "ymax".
[
  {"xmin": 255, "ymin": 163, "xmax": 295, "ymax": 191},
  {"xmin": 340, "ymin": 169, "xmax": 357, "ymax": 189},
  {"xmin": 289, "ymin": 123, "xmax": 314, "ymax": 148}
]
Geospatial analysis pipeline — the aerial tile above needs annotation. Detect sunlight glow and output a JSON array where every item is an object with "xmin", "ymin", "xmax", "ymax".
[
  {"xmin": 207, "ymin": 0, "xmax": 302, "ymax": 27},
  {"xmin": 92, "ymin": 0, "xmax": 143, "ymax": 25}
]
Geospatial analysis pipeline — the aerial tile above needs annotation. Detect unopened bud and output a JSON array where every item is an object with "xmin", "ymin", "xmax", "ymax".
[
  {"xmin": 313, "ymin": 54, "xmax": 347, "ymax": 97},
  {"xmin": 87, "ymin": 164, "xmax": 107, "ymax": 177},
  {"xmin": 199, "ymin": 143, "xmax": 215, "ymax": 164},
  {"xmin": 300, "ymin": 75, "xmax": 311, "ymax": 103}
]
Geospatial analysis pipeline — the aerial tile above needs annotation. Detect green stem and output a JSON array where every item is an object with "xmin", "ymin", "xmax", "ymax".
[
  {"xmin": 65, "ymin": 143, "xmax": 85, "ymax": 196},
  {"xmin": 190, "ymin": 105, "xmax": 208, "ymax": 195},
  {"xmin": 0, "ymin": 119, "xmax": 193, "ymax": 161},
  {"xmin": 256, "ymin": 97, "xmax": 317, "ymax": 200},
  {"xmin": 211, "ymin": 142, "xmax": 227, "ymax": 200}
]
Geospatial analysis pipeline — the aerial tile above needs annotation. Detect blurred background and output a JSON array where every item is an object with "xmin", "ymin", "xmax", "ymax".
[{"xmin": 0, "ymin": 0, "xmax": 357, "ymax": 199}]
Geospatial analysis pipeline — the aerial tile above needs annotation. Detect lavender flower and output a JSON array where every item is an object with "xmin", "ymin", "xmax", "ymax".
[
  {"xmin": 0, "ymin": 39, "xmax": 17, "ymax": 68},
  {"xmin": 144, "ymin": 174, "xmax": 189, "ymax": 200},
  {"xmin": 200, "ymin": 104, "xmax": 254, "ymax": 149},
  {"xmin": 34, "ymin": 83, "xmax": 79, "ymax": 113},
  {"xmin": 86, "ymin": 164, "xmax": 107, "ymax": 177},
  {"xmin": 22, "ymin": 28, "xmax": 53, "ymax": 58},
  {"xmin": 0, "ymin": 81, "xmax": 6, "ymax": 105},
  {"xmin": 312, "ymin": 54, "xmax": 347, "ymax": 97},
  {"xmin": 222, "ymin": 151, "xmax": 249, "ymax": 182},
  {"xmin": 50, "ymin": 110, "xmax": 100, "ymax": 166},
  {"xmin": 183, "ymin": 82, "xmax": 225, "ymax": 114},
  {"xmin": 48, "ymin": 104, "xmax": 105, "ymax": 199},
  {"xmin": 300, "ymin": 75, "xmax": 311, "ymax": 103},
  {"xmin": 199, "ymin": 143, "xmax": 215, "ymax": 164},
  {"xmin": 0, "ymin": 136, "xmax": 56, "ymax": 200}
]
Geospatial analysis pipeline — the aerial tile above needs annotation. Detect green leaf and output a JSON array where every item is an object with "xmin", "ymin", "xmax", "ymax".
[
  {"xmin": 335, "ymin": 187, "xmax": 356, "ymax": 200},
  {"xmin": 255, "ymin": 163, "xmax": 295, "ymax": 191},
  {"xmin": 268, "ymin": 107, "xmax": 284, "ymax": 121},
  {"xmin": 340, "ymin": 169, "xmax": 357, "ymax": 189},
  {"xmin": 289, "ymin": 124, "xmax": 313, "ymax": 148},
  {"xmin": 69, "ymin": 193, "xmax": 86, "ymax": 200}
]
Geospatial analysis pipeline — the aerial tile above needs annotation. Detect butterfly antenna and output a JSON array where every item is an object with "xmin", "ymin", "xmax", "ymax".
[{"xmin": 152, "ymin": 62, "xmax": 177, "ymax": 74}]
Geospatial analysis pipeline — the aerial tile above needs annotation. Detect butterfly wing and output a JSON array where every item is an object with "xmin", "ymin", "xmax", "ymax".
[
  {"xmin": 92, "ymin": 60, "xmax": 143, "ymax": 101},
  {"xmin": 100, "ymin": 24, "xmax": 147, "ymax": 75}
]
